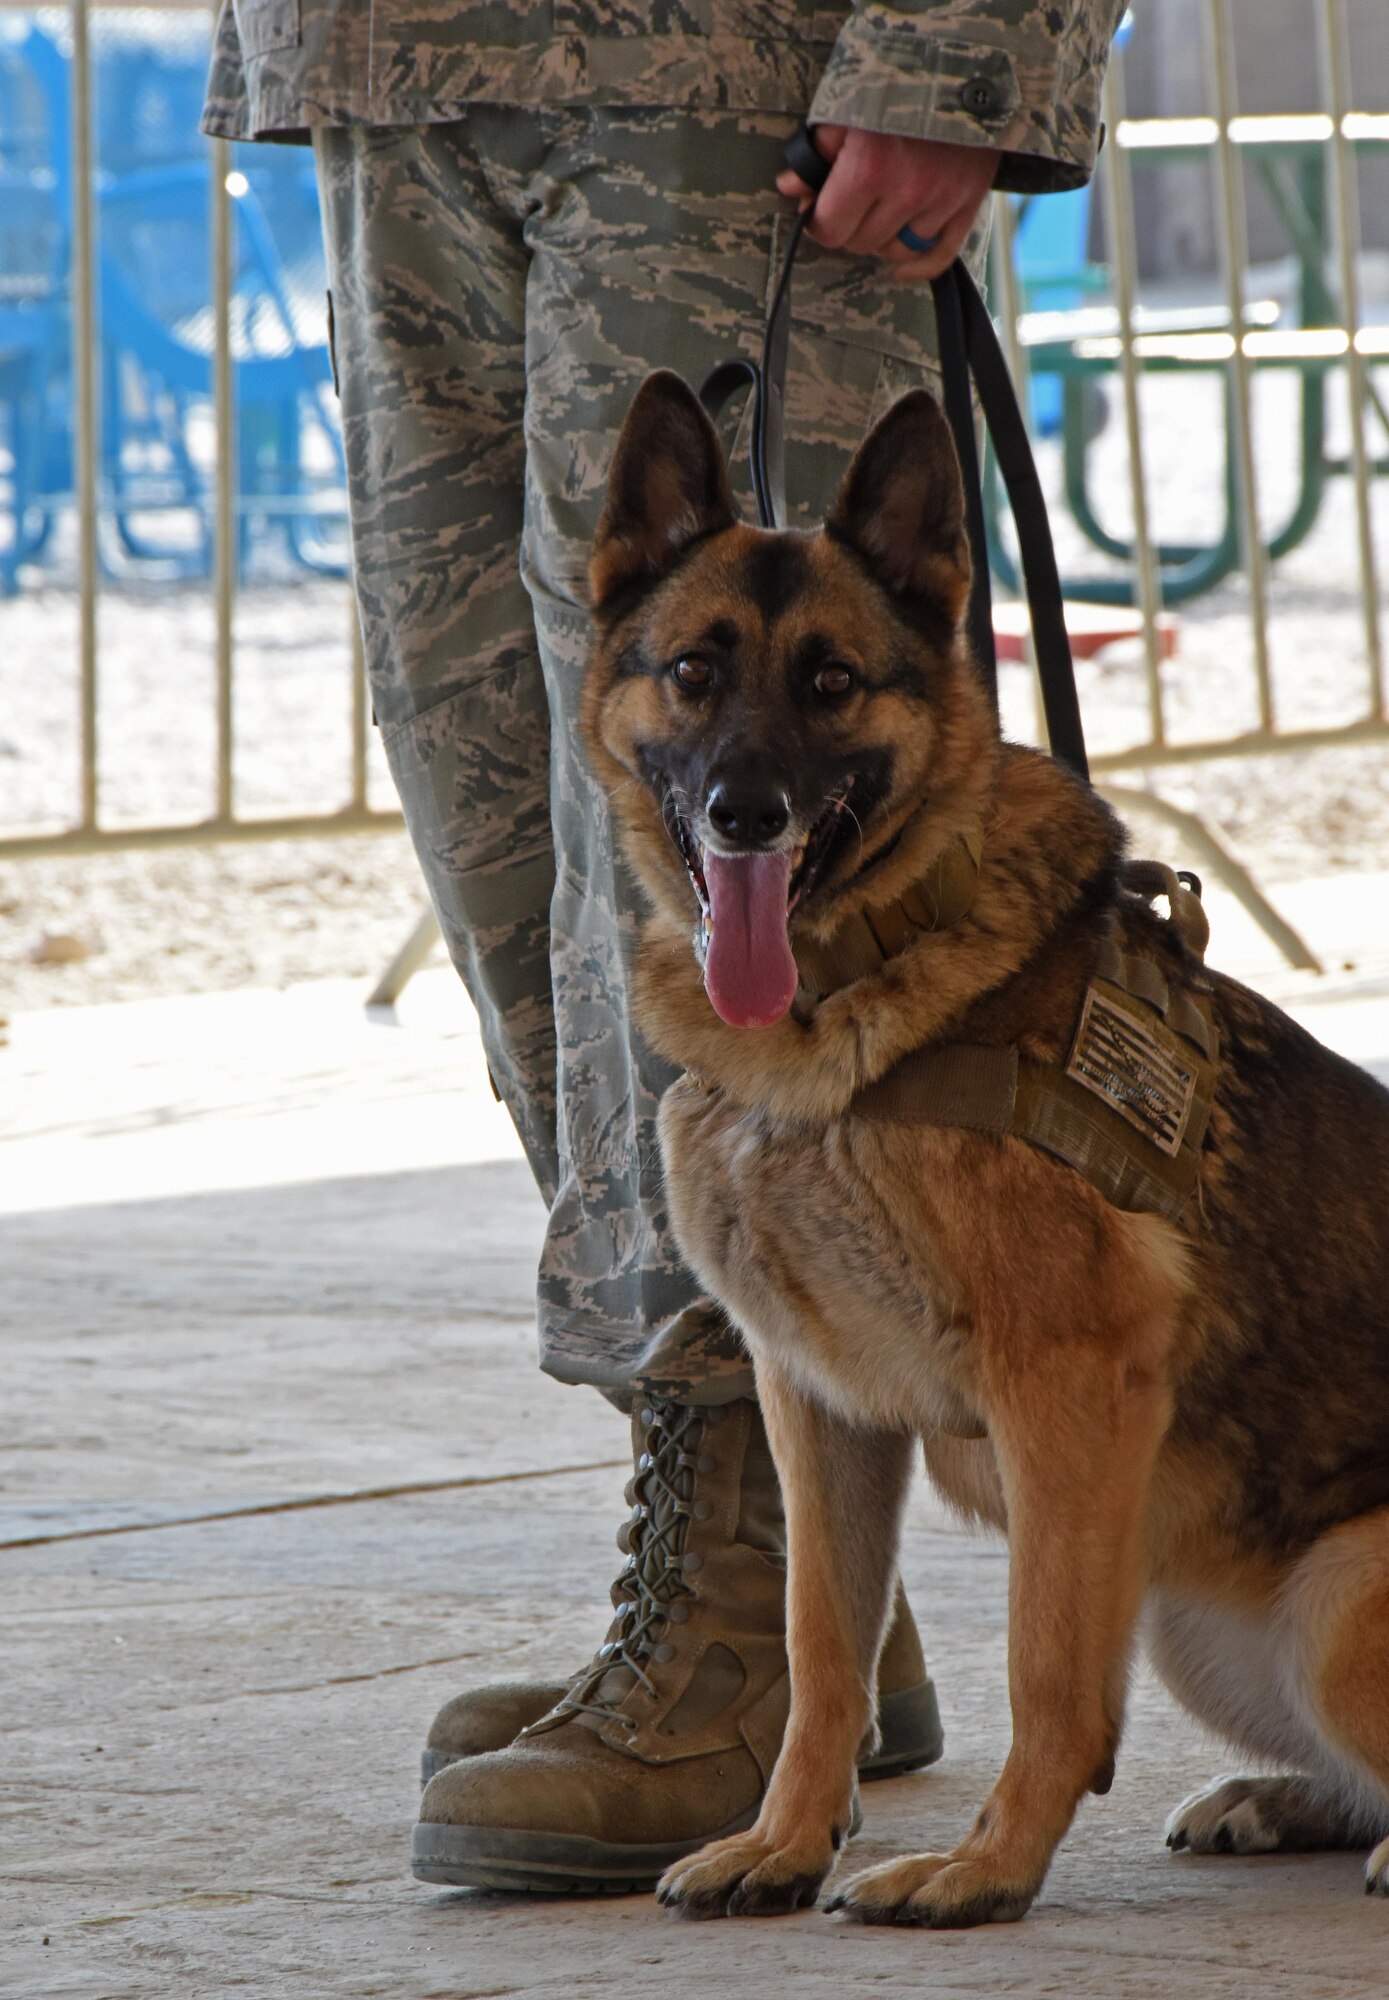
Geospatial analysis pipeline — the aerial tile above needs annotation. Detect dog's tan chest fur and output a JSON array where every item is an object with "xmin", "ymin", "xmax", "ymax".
[{"xmin": 659, "ymin": 1075, "xmax": 991, "ymax": 1446}]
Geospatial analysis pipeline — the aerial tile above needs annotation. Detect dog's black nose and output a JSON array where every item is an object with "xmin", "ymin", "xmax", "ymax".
[{"xmin": 706, "ymin": 783, "xmax": 790, "ymax": 846}]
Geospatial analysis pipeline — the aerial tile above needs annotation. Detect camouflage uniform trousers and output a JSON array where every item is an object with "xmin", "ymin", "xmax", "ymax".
[{"xmin": 315, "ymin": 105, "xmax": 988, "ymax": 1403}]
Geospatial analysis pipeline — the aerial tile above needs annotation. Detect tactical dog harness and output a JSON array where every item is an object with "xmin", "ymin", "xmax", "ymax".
[{"xmin": 790, "ymin": 846, "xmax": 1219, "ymax": 1228}]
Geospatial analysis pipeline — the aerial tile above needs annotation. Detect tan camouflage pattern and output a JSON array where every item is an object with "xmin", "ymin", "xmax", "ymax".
[
  {"xmin": 205, "ymin": 0, "xmax": 1120, "ymax": 192},
  {"xmin": 312, "ymin": 105, "xmax": 989, "ymax": 1399}
]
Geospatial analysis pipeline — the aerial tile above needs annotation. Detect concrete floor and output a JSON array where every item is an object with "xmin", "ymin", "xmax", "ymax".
[{"xmin": 4, "ymin": 869, "xmax": 1389, "ymax": 1999}]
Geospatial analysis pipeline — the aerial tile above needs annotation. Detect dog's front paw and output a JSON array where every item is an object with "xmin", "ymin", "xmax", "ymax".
[
  {"xmin": 657, "ymin": 1828, "xmax": 837, "ymax": 1920},
  {"xmin": 827, "ymin": 1851, "xmax": 1035, "ymax": 1929},
  {"xmin": 1366, "ymin": 1837, "xmax": 1389, "ymax": 1896}
]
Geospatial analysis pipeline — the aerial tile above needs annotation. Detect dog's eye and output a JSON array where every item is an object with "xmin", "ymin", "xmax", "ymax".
[
  {"xmin": 813, "ymin": 664, "xmax": 854, "ymax": 699},
  {"xmin": 672, "ymin": 657, "xmax": 711, "ymax": 691}
]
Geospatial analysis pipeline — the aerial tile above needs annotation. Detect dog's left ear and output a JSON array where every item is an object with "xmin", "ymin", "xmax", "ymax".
[
  {"xmin": 589, "ymin": 371, "xmax": 737, "ymax": 617},
  {"xmin": 826, "ymin": 390, "xmax": 970, "ymax": 623}
]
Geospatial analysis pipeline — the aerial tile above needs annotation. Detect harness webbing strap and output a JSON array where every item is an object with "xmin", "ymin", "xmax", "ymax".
[
  {"xmin": 792, "ymin": 821, "xmax": 983, "ymax": 1002},
  {"xmin": 851, "ymin": 1021, "xmax": 1216, "ymax": 1224},
  {"xmin": 846, "ymin": 883, "xmax": 1222, "ymax": 1225}
]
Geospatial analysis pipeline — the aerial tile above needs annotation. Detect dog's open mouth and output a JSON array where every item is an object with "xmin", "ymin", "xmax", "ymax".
[{"xmin": 668, "ymin": 788, "xmax": 853, "ymax": 1030}]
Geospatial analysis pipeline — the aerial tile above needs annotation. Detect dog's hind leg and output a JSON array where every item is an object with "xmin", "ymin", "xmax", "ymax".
[
  {"xmin": 1162, "ymin": 1512, "xmax": 1389, "ymax": 1885},
  {"xmin": 1286, "ymin": 1508, "xmax": 1389, "ymax": 1891},
  {"xmin": 833, "ymin": 1295, "xmax": 1174, "ymax": 1928},
  {"xmin": 1153, "ymin": 1593, "xmax": 1371, "ymax": 1860},
  {"xmin": 656, "ymin": 1356, "xmax": 915, "ymax": 1919}
]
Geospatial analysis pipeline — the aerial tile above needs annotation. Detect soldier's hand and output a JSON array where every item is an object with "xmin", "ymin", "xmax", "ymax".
[{"xmin": 775, "ymin": 125, "xmax": 1001, "ymax": 281}]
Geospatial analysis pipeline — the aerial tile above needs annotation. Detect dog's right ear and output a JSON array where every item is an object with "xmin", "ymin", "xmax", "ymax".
[
  {"xmin": 589, "ymin": 371, "xmax": 737, "ymax": 617},
  {"xmin": 826, "ymin": 390, "xmax": 970, "ymax": 624}
]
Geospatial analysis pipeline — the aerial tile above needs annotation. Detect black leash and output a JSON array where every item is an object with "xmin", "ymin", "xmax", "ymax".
[{"xmin": 698, "ymin": 126, "xmax": 1089, "ymax": 784}]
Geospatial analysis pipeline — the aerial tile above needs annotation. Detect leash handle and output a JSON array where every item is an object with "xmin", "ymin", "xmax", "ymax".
[
  {"xmin": 698, "ymin": 204, "xmax": 811, "ymax": 533},
  {"xmin": 699, "ymin": 123, "xmax": 1088, "ymax": 783},
  {"xmin": 946, "ymin": 259, "xmax": 1089, "ymax": 780}
]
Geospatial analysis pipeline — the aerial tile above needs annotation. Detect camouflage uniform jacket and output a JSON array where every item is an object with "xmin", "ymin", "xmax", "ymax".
[{"xmin": 203, "ymin": 0, "xmax": 1126, "ymax": 194}]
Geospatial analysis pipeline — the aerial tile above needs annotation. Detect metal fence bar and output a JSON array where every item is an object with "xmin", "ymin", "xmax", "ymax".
[
  {"xmin": 211, "ymin": 136, "xmax": 236, "ymax": 824},
  {"xmin": 69, "ymin": 0, "xmax": 98, "ymax": 832},
  {"xmin": 0, "ymin": 808, "xmax": 402, "ymax": 864},
  {"xmin": 990, "ymin": 194, "xmax": 1029, "ymax": 407},
  {"xmin": 1098, "ymin": 784, "xmax": 1321, "ymax": 971},
  {"xmin": 1207, "ymin": 0, "xmax": 1274, "ymax": 732},
  {"xmin": 1100, "ymin": 46, "xmax": 1165, "ymax": 748},
  {"xmin": 1318, "ymin": 0, "xmax": 1384, "ymax": 719},
  {"xmin": 1091, "ymin": 712, "xmax": 1389, "ymax": 774}
]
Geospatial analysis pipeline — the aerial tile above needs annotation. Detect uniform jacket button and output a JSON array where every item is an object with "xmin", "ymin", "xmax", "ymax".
[{"xmin": 961, "ymin": 75, "xmax": 1003, "ymax": 118}]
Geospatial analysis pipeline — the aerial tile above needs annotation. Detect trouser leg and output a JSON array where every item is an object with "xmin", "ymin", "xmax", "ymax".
[{"xmin": 314, "ymin": 122, "xmax": 561, "ymax": 1201}]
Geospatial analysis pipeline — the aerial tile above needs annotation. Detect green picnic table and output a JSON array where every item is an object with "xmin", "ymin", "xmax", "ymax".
[{"xmin": 992, "ymin": 112, "xmax": 1389, "ymax": 606}]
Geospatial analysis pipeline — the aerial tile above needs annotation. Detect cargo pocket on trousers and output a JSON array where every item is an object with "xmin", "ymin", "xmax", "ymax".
[
  {"xmin": 231, "ymin": 0, "xmax": 301, "ymax": 58},
  {"xmin": 381, "ymin": 669, "xmax": 555, "ymax": 952}
]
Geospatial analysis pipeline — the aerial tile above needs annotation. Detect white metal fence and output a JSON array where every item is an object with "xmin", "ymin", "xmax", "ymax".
[
  {"xmin": 1, "ymin": 0, "xmax": 1385, "ymax": 974},
  {"xmin": 0, "ymin": 0, "xmax": 397, "ymax": 859}
]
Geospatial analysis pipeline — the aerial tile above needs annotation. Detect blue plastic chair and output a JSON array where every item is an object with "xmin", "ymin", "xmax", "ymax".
[
  {"xmin": 96, "ymin": 158, "xmax": 345, "ymax": 576},
  {"xmin": 0, "ymin": 19, "xmax": 69, "ymax": 590},
  {"xmin": 1010, "ymin": 184, "xmax": 1107, "ymax": 437},
  {"xmin": 1, "ymin": 12, "xmax": 346, "ymax": 586}
]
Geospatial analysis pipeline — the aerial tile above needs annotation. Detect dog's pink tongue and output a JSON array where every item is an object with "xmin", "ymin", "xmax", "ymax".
[{"xmin": 702, "ymin": 850, "xmax": 798, "ymax": 1028}]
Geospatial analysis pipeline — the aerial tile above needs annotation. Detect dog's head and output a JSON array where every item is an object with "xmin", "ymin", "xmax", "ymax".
[{"xmin": 581, "ymin": 370, "xmax": 997, "ymax": 1030}]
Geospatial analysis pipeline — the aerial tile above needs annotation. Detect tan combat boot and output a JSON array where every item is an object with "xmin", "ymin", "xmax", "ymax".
[{"xmin": 412, "ymin": 1394, "xmax": 942, "ymax": 1893}]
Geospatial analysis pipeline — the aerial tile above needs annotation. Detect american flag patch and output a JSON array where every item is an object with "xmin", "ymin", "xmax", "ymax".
[{"xmin": 1066, "ymin": 987, "xmax": 1198, "ymax": 1158}]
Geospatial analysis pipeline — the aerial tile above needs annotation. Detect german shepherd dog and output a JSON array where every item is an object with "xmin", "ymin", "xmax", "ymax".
[{"xmin": 580, "ymin": 370, "xmax": 1389, "ymax": 1928}]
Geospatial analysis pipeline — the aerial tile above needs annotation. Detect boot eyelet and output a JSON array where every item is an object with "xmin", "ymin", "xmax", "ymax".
[
  {"xmin": 668, "ymin": 1602, "xmax": 691, "ymax": 1623},
  {"xmin": 652, "ymin": 1642, "xmax": 676, "ymax": 1664},
  {"xmin": 681, "ymin": 1552, "xmax": 704, "ymax": 1574},
  {"xmin": 696, "ymin": 1453, "xmax": 716, "ymax": 1474},
  {"xmin": 693, "ymin": 1500, "xmax": 713, "ymax": 1521}
]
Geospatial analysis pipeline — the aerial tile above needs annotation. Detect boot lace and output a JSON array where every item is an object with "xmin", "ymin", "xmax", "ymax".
[{"xmin": 552, "ymin": 1396, "xmax": 710, "ymax": 1728}]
